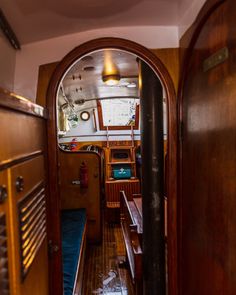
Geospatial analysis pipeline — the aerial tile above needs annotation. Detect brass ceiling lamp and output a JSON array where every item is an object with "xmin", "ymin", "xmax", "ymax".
[
  {"xmin": 102, "ymin": 51, "xmax": 121, "ymax": 86},
  {"xmin": 102, "ymin": 73, "xmax": 121, "ymax": 86}
]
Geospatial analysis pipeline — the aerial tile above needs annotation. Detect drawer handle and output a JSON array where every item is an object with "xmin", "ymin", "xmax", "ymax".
[
  {"xmin": 16, "ymin": 176, "xmax": 24, "ymax": 192},
  {"xmin": 0, "ymin": 186, "xmax": 7, "ymax": 203}
]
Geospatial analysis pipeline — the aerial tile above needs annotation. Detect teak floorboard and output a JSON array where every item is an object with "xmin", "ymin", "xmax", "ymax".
[{"xmin": 82, "ymin": 221, "xmax": 134, "ymax": 295}]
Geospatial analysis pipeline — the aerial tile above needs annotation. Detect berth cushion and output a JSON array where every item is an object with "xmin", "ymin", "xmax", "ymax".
[{"xmin": 61, "ymin": 209, "xmax": 86, "ymax": 295}]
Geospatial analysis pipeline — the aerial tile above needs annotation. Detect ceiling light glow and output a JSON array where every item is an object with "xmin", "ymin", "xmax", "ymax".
[
  {"xmin": 102, "ymin": 74, "xmax": 121, "ymax": 86},
  {"xmin": 126, "ymin": 82, "xmax": 136, "ymax": 88}
]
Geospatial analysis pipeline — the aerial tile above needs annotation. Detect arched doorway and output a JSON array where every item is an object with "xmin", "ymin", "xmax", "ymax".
[{"xmin": 46, "ymin": 37, "xmax": 177, "ymax": 295}]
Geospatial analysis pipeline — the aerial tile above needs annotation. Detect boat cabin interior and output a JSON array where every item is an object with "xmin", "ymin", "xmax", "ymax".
[{"xmin": 1, "ymin": 0, "xmax": 236, "ymax": 294}]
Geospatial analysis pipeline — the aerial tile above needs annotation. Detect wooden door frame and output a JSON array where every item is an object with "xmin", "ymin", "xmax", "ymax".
[{"xmin": 46, "ymin": 37, "xmax": 178, "ymax": 295}]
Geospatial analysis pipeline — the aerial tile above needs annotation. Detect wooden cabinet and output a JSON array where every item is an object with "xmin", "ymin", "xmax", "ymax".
[
  {"xmin": 104, "ymin": 146, "xmax": 140, "ymax": 210},
  {"xmin": 105, "ymin": 146, "xmax": 137, "ymax": 180},
  {"xmin": 0, "ymin": 89, "xmax": 48, "ymax": 295}
]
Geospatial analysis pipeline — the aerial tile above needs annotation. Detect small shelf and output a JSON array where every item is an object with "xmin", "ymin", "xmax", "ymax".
[{"xmin": 105, "ymin": 145, "xmax": 138, "ymax": 182}]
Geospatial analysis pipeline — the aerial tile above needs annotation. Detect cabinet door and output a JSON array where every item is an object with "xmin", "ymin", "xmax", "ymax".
[
  {"xmin": 0, "ymin": 170, "xmax": 12, "ymax": 295},
  {"xmin": 9, "ymin": 156, "xmax": 48, "ymax": 295}
]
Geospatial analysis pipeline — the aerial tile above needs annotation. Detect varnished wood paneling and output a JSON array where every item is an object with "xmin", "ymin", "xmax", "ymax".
[
  {"xmin": 0, "ymin": 108, "xmax": 45, "ymax": 164},
  {"xmin": 9, "ymin": 156, "xmax": 48, "ymax": 295},
  {"xmin": 0, "ymin": 93, "xmax": 48, "ymax": 295},
  {"xmin": 59, "ymin": 151, "xmax": 101, "ymax": 243},
  {"xmin": 179, "ymin": 0, "xmax": 224, "ymax": 73},
  {"xmin": 0, "ymin": 170, "xmax": 12, "ymax": 295},
  {"xmin": 151, "ymin": 48, "xmax": 179, "ymax": 93},
  {"xmin": 0, "ymin": 87, "xmax": 47, "ymax": 118},
  {"xmin": 36, "ymin": 62, "xmax": 58, "ymax": 107},
  {"xmin": 179, "ymin": 1, "xmax": 236, "ymax": 294},
  {"xmin": 105, "ymin": 180, "xmax": 140, "ymax": 206}
]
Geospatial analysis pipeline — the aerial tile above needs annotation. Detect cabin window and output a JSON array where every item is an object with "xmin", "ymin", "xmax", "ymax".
[{"xmin": 97, "ymin": 98, "xmax": 140, "ymax": 130}]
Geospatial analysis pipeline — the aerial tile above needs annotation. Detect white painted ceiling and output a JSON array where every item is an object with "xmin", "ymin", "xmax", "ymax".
[
  {"xmin": 58, "ymin": 49, "xmax": 139, "ymax": 111},
  {"xmin": 0, "ymin": 0, "xmax": 183, "ymax": 44}
]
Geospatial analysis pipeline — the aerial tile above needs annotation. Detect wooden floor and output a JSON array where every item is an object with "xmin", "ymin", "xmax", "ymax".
[{"xmin": 82, "ymin": 220, "xmax": 134, "ymax": 295}]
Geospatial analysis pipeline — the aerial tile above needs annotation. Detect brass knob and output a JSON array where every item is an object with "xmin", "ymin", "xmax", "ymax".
[
  {"xmin": 0, "ymin": 186, "xmax": 7, "ymax": 203},
  {"xmin": 16, "ymin": 176, "xmax": 24, "ymax": 192}
]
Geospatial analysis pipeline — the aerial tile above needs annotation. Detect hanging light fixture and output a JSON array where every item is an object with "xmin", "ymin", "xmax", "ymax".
[
  {"xmin": 102, "ymin": 50, "xmax": 121, "ymax": 86},
  {"xmin": 102, "ymin": 73, "xmax": 121, "ymax": 86}
]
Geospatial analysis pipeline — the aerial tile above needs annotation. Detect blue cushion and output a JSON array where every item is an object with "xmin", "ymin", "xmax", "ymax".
[{"xmin": 61, "ymin": 209, "xmax": 86, "ymax": 295}]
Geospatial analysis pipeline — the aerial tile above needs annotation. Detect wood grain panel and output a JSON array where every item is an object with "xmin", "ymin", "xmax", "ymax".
[
  {"xmin": 0, "ymin": 213, "xmax": 10, "ymax": 295},
  {"xmin": 151, "ymin": 48, "xmax": 179, "ymax": 93},
  {"xmin": 179, "ymin": 0, "xmax": 224, "ymax": 73},
  {"xmin": 105, "ymin": 180, "xmax": 140, "ymax": 207},
  {"xmin": 179, "ymin": 1, "xmax": 236, "ymax": 294},
  {"xmin": 9, "ymin": 156, "xmax": 48, "ymax": 295},
  {"xmin": 0, "ymin": 170, "xmax": 11, "ymax": 295},
  {"xmin": 36, "ymin": 62, "xmax": 58, "ymax": 107},
  {"xmin": 0, "ymin": 108, "xmax": 45, "ymax": 164},
  {"xmin": 59, "ymin": 151, "xmax": 101, "ymax": 243},
  {"xmin": 0, "ymin": 87, "xmax": 47, "ymax": 119}
]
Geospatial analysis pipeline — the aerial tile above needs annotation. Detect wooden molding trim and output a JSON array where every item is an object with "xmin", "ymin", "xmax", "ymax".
[
  {"xmin": 0, "ymin": 87, "xmax": 48, "ymax": 119},
  {"xmin": 46, "ymin": 37, "xmax": 178, "ymax": 295},
  {"xmin": 0, "ymin": 150, "xmax": 44, "ymax": 171}
]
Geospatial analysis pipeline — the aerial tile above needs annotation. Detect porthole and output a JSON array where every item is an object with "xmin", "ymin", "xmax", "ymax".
[{"xmin": 80, "ymin": 111, "xmax": 90, "ymax": 121}]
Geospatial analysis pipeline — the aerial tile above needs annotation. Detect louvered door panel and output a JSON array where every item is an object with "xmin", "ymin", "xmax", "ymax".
[
  {"xmin": 0, "ymin": 170, "xmax": 12, "ymax": 295},
  {"xmin": 10, "ymin": 156, "xmax": 48, "ymax": 295},
  {"xmin": 0, "ymin": 213, "xmax": 10, "ymax": 295},
  {"xmin": 0, "ymin": 90, "xmax": 48, "ymax": 295},
  {"xmin": 18, "ymin": 183, "xmax": 46, "ymax": 279}
]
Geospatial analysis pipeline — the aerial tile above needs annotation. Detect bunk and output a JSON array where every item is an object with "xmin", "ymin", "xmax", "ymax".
[{"xmin": 61, "ymin": 209, "xmax": 87, "ymax": 295}]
